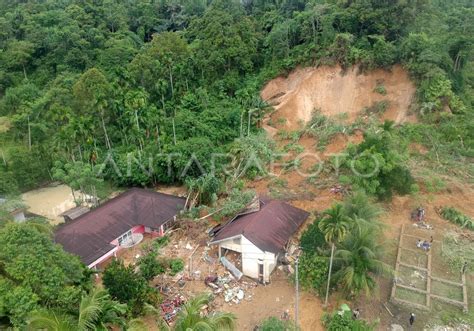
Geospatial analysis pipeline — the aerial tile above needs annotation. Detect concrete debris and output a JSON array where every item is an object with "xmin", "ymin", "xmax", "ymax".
[
  {"xmin": 287, "ymin": 265, "xmax": 294, "ymax": 274},
  {"xmin": 204, "ymin": 273, "xmax": 257, "ymax": 305},
  {"xmin": 203, "ymin": 254, "xmax": 216, "ymax": 264},
  {"xmin": 185, "ymin": 243, "xmax": 193, "ymax": 250},
  {"xmin": 220, "ymin": 257, "xmax": 243, "ymax": 280},
  {"xmin": 224, "ymin": 286, "xmax": 245, "ymax": 304}
]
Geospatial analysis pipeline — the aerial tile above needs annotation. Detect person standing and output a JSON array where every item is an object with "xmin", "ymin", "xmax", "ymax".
[
  {"xmin": 409, "ymin": 313, "xmax": 415, "ymax": 328},
  {"xmin": 352, "ymin": 308, "xmax": 360, "ymax": 319},
  {"xmin": 462, "ymin": 261, "xmax": 468, "ymax": 274}
]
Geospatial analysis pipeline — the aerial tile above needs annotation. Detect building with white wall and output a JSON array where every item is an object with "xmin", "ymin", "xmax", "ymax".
[{"xmin": 210, "ymin": 199, "xmax": 309, "ymax": 283}]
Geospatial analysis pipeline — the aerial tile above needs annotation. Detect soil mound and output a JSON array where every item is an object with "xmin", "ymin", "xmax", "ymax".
[{"xmin": 261, "ymin": 65, "xmax": 416, "ymax": 130}]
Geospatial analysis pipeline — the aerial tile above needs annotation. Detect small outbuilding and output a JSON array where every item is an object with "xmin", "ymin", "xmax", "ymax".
[
  {"xmin": 210, "ymin": 198, "xmax": 309, "ymax": 283},
  {"xmin": 60, "ymin": 206, "xmax": 90, "ymax": 222}
]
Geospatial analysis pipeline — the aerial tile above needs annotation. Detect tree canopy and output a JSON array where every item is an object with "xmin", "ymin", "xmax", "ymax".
[
  {"xmin": 0, "ymin": 223, "xmax": 90, "ymax": 327},
  {"xmin": 0, "ymin": 0, "xmax": 470, "ymax": 192}
]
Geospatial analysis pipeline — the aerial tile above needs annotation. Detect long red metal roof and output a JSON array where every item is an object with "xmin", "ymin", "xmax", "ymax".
[{"xmin": 55, "ymin": 188, "xmax": 185, "ymax": 265}]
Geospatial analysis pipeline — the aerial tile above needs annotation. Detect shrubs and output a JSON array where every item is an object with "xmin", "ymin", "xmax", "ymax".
[
  {"xmin": 339, "ymin": 122, "xmax": 415, "ymax": 200},
  {"xmin": 102, "ymin": 260, "xmax": 150, "ymax": 315},
  {"xmin": 322, "ymin": 306, "xmax": 377, "ymax": 331},
  {"xmin": 138, "ymin": 252, "xmax": 166, "ymax": 281},
  {"xmin": 306, "ymin": 111, "xmax": 346, "ymax": 150},
  {"xmin": 152, "ymin": 236, "xmax": 170, "ymax": 250},
  {"xmin": 439, "ymin": 207, "xmax": 473, "ymax": 230},
  {"xmin": 169, "ymin": 258, "xmax": 185, "ymax": 276},
  {"xmin": 300, "ymin": 220, "xmax": 327, "ymax": 253},
  {"xmin": 363, "ymin": 100, "xmax": 390, "ymax": 116},
  {"xmin": 138, "ymin": 249, "xmax": 185, "ymax": 280},
  {"xmin": 297, "ymin": 253, "xmax": 328, "ymax": 296},
  {"xmin": 259, "ymin": 316, "xmax": 296, "ymax": 331}
]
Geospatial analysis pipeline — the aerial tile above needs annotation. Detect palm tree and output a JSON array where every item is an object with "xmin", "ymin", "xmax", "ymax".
[
  {"xmin": 333, "ymin": 228, "xmax": 391, "ymax": 296},
  {"xmin": 342, "ymin": 191, "xmax": 381, "ymax": 223},
  {"xmin": 173, "ymin": 294, "xmax": 236, "ymax": 331},
  {"xmin": 318, "ymin": 204, "xmax": 351, "ymax": 306},
  {"xmin": 27, "ymin": 289, "xmax": 126, "ymax": 331}
]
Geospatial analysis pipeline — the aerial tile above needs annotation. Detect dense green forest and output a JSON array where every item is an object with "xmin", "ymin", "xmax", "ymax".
[
  {"xmin": 0, "ymin": 0, "xmax": 472, "ymax": 196},
  {"xmin": 0, "ymin": 0, "xmax": 473, "ymax": 329}
]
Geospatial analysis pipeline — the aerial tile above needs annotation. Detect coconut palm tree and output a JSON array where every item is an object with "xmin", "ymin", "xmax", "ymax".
[
  {"xmin": 173, "ymin": 293, "xmax": 236, "ymax": 331},
  {"xmin": 333, "ymin": 228, "xmax": 391, "ymax": 296},
  {"xmin": 318, "ymin": 203, "xmax": 351, "ymax": 306},
  {"xmin": 342, "ymin": 191, "xmax": 382, "ymax": 223},
  {"xmin": 27, "ymin": 289, "xmax": 126, "ymax": 331}
]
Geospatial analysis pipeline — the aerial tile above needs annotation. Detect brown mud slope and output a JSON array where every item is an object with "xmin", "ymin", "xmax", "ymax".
[{"xmin": 261, "ymin": 65, "xmax": 416, "ymax": 130}]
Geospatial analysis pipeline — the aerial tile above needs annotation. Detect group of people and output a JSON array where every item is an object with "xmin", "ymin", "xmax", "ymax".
[
  {"xmin": 416, "ymin": 237, "xmax": 433, "ymax": 251},
  {"xmin": 413, "ymin": 207, "xmax": 426, "ymax": 222}
]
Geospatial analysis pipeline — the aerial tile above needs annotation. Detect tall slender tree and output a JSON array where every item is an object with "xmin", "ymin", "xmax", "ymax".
[{"xmin": 318, "ymin": 203, "xmax": 350, "ymax": 306}]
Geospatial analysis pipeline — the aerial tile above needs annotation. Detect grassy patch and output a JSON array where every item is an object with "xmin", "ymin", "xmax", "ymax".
[
  {"xmin": 400, "ymin": 248, "xmax": 428, "ymax": 268},
  {"xmin": 305, "ymin": 110, "xmax": 348, "ymax": 150},
  {"xmin": 431, "ymin": 280, "xmax": 463, "ymax": 302},
  {"xmin": 395, "ymin": 287, "xmax": 427, "ymax": 305},
  {"xmin": 363, "ymin": 100, "xmax": 390, "ymax": 116},
  {"xmin": 398, "ymin": 264, "xmax": 427, "ymax": 290},
  {"xmin": 440, "ymin": 232, "xmax": 474, "ymax": 272},
  {"xmin": 373, "ymin": 82, "xmax": 387, "ymax": 95}
]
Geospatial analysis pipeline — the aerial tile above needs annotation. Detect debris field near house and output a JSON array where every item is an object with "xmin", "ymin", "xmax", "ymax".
[{"xmin": 116, "ymin": 222, "xmax": 304, "ymax": 329}]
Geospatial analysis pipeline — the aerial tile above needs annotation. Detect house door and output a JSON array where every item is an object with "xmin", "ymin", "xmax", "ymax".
[{"xmin": 258, "ymin": 259, "xmax": 264, "ymax": 283}]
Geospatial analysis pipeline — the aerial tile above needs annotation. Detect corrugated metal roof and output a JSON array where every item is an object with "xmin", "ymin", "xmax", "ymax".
[
  {"xmin": 60, "ymin": 206, "xmax": 90, "ymax": 220},
  {"xmin": 211, "ymin": 199, "xmax": 309, "ymax": 253},
  {"xmin": 54, "ymin": 188, "xmax": 185, "ymax": 265}
]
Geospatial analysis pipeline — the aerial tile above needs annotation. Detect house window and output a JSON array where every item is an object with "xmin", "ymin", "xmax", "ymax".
[{"xmin": 117, "ymin": 230, "xmax": 132, "ymax": 246}]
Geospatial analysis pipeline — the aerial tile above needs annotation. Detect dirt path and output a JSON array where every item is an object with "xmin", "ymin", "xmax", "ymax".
[{"xmin": 261, "ymin": 65, "xmax": 416, "ymax": 130}]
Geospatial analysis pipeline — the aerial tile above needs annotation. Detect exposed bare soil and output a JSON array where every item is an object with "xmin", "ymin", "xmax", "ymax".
[
  {"xmin": 22, "ymin": 184, "xmax": 78, "ymax": 223},
  {"xmin": 252, "ymin": 65, "xmax": 473, "ymax": 330},
  {"xmin": 261, "ymin": 65, "xmax": 416, "ymax": 130}
]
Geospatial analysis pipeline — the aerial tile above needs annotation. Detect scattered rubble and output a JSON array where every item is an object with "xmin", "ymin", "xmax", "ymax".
[
  {"xmin": 160, "ymin": 295, "xmax": 186, "ymax": 325},
  {"xmin": 204, "ymin": 273, "xmax": 258, "ymax": 305},
  {"xmin": 221, "ymin": 256, "xmax": 243, "ymax": 280}
]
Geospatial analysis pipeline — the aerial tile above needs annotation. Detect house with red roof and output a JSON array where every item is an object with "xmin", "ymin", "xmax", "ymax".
[
  {"xmin": 55, "ymin": 188, "xmax": 185, "ymax": 269},
  {"xmin": 210, "ymin": 198, "xmax": 309, "ymax": 283}
]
